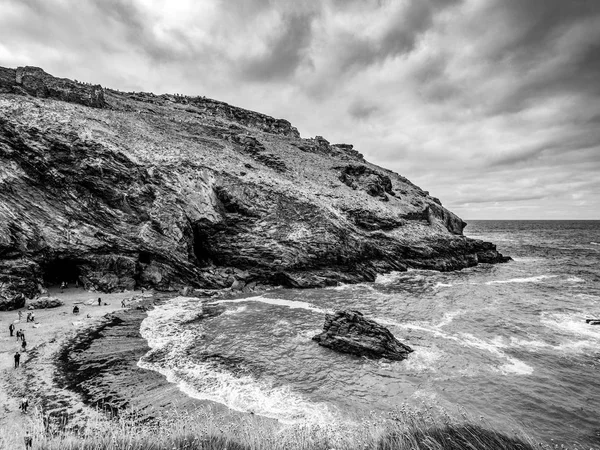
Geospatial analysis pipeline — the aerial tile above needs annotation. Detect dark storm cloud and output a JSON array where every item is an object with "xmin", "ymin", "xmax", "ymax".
[
  {"xmin": 334, "ymin": 0, "xmax": 462, "ymax": 71},
  {"xmin": 239, "ymin": 12, "xmax": 315, "ymax": 81}
]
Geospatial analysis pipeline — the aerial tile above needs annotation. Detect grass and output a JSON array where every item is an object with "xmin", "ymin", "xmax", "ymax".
[{"xmin": 3, "ymin": 405, "xmax": 560, "ymax": 450}]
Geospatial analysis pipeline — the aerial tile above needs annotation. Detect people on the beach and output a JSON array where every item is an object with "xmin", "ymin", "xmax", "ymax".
[
  {"xmin": 16, "ymin": 329, "xmax": 21, "ymax": 341},
  {"xmin": 21, "ymin": 339, "xmax": 27, "ymax": 352},
  {"xmin": 121, "ymin": 298, "xmax": 127, "ymax": 308},
  {"xmin": 20, "ymin": 397, "xmax": 29, "ymax": 413},
  {"xmin": 19, "ymin": 330, "xmax": 25, "ymax": 342},
  {"xmin": 14, "ymin": 351, "xmax": 20, "ymax": 368},
  {"xmin": 18, "ymin": 310, "xmax": 23, "ymax": 321},
  {"xmin": 97, "ymin": 297, "xmax": 102, "ymax": 306},
  {"xmin": 24, "ymin": 431, "xmax": 32, "ymax": 449},
  {"xmin": 9, "ymin": 323, "xmax": 15, "ymax": 336}
]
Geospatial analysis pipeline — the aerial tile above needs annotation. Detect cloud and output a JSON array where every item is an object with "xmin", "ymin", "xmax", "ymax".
[{"xmin": 0, "ymin": 0, "xmax": 599, "ymax": 219}]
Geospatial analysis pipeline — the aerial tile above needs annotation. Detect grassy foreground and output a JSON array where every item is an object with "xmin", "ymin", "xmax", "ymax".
[{"xmin": 5, "ymin": 406, "xmax": 547, "ymax": 450}]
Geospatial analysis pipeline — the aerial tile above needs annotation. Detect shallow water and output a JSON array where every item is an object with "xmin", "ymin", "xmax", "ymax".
[{"xmin": 139, "ymin": 220, "xmax": 600, "ymax": 446}]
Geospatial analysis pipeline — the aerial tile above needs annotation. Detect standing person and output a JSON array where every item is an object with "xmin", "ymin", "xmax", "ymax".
[
  {"xmin": 16, "ymin": 329, "xmax": 21, "ymax": 341},
  {"xmin": 18, "ymin": 310, "xmax": 22, "ymax": 321},
  {"xmin": 21, "ymin": 339, "xmax": 27, "ymax": 352},
  {"xmin": 20, "ymin": 331, "xmax": 25, "ymax": 342},
  {"xmin": 97, "ymin": 297, "xmax": 102, "ymax": 306},
  {"xmin": 14, "ymin": 351, "xmax": 20, "ymax": 368},
  {"xmin": 20, "ymin": 397, "xmax": 29, "ymax": 413},
  {"xmin": 24, "ymin": 431, "xmax": 32, "ymax": 449},
  {"xmin": 9, "ymin": 323, "xmax": 14, "ymax": 336}
]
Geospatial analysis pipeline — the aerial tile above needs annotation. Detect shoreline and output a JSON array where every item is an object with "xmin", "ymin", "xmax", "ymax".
[
  {"xmin": 0, "ymin": 286, "xmax": 274, "ymax": 447},
  {"xmin": 0, "ymin": 288, "xmax": 138, "ymax": 447}
]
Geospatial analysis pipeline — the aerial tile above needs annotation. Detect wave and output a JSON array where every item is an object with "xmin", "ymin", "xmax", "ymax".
[
  {"xmin": 374, "ymin": 272, "xmax": 403, "ymax": 285},
  {"xmin": 327, "ymin": 283, "xmax": 374, "ymax": 292},
  {"xmin": 210, "ymin": 295, "xmax": 331, "ymax": 315},
  {"xmin": 566, "ymin": 276, "xmax": 585, "ymax": 283},
  {"xmin": 434, "ymin": 282, "xmax": 453, "ymax": 289},
  {"xmin": 485, "ymin": 275, "xmax": 557, "ymax": 285},
  {"xmin": 459, "ymin": 333, "xmax": 534, "ymax": 376},
  {"xmin": 540, "ymin": 313, "xmax": 600, "ymax": 341},
  {"xmin": 591, "ymin": 242, "xmax": 600, "ymax": 246},
  {"xmin": 402, "ymin": 347, "xmax": 442, "ymax": 373},
  {"xmin": 139, "ymin": 297, "xmax": 336, "ymax": 423}
]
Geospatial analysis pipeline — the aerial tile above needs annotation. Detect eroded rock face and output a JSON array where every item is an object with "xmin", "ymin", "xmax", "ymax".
[
  {"xmin": 0, "ymin": 66, "xmax": 510, "ymax": 307},
  {"xmin": 337, "ymin": 165, "xmax": 395, "ymax": 201},
  {"xmin": 312, "ymin": 310, "xmax": 413, "ymax": 360}
]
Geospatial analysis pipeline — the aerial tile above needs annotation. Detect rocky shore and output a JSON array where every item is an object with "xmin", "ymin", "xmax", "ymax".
[{"xmin": 1, "ymin": 65, "xmax": 509, "ymax": 310}]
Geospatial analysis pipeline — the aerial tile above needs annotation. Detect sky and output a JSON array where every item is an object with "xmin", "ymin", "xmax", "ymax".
[{"xmin": 1, "ymin": 0, "xmax": 599, "ymax": 220}]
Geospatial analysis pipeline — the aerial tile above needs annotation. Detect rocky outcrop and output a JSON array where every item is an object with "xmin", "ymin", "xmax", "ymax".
[
  {"xmin": 0, "ymin": 66, "xmax": 105, "ymax": 108},
  {"xmin": 312, "ymin": 310, "xmax": 413, "ymax": 360},
  {"xmin": 28, "ymin": 297, "xmax": 64, "ymax": 309},
  {"xmin": 337, "ymin": 164, "xmax": 395, "ymax": 201},
  {"xmin": 0, "ymin": 66, "xmax": 510, "ymax": 308}
]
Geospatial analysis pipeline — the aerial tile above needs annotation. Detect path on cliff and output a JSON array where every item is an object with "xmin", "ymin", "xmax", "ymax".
[{"xmin": 0, "ymin": 288, "xmax": 138, "ymax": 449}]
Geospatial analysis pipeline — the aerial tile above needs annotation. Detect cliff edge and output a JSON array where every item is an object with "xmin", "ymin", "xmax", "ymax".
[{"xmin": 0, "ymin": 66, "xmax": 509, "ymax": 308}]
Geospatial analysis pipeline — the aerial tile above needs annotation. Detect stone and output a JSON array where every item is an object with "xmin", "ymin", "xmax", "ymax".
[
  {"xmin": 0, "ymin": 293, "xmax": 26, "ymax": 311},
  {"xmin": 230, "ymin": 279, "xmax": 245, "ymax": 291},
  {"xmin": 312, "ymin": 310, "xmax": 413, "ymax": 361},
  {"xmin": 28, "ymin": 297, "xmax": 64, "ymax": 309}
]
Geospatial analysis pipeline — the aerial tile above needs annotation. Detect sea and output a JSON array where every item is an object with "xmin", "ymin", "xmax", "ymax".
[{"xmin": 138, "ymin": 220, "xmax": 600, "ymax": 447}]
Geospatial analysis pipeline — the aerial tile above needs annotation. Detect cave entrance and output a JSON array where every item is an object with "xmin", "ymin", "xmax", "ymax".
[
  {"xmin": 192, "ymin": 225, "xmax": 214, "ymax": 267},
  {"xmin": 41, "ymin": 258, "xmax": 82, "ymax": 287}
]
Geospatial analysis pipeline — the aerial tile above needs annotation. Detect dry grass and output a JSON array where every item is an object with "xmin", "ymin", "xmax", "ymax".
[{"xmin": 3, "ymin": 405, "xmax": 563, "ymax": 450}]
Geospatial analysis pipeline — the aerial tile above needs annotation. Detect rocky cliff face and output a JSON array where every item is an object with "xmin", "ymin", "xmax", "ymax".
[{"xmin": 0, "ymin": 66, "xmax": 509, "ymax": 308}]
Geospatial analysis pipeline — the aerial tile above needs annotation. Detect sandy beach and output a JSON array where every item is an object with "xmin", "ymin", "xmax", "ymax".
[{"xmin": 0, "ymin": 288, "xmax": 138, "ymax": 448}]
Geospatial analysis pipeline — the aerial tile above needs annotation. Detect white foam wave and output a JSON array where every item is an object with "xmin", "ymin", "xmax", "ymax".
[
  {"xmin": 403, "ymin": 347, "xmax": 441, "ymax": 373},
  {"xmin": 328, "ymin": 283, "xmax": 374, "ymax": 292},
  {"xmin": 374, "ymin": 272, "xmax": 402, "ymax": 285},
  {"xmin": 591, "ymin": 242, "xmax": 600, "ymax": 246},
  {"xmin": 434, "ymin": 282, "xmax": 453, "ymax": 289},
  {"xmin": 541, "ymin": 313, "xmax": 600, "ymax": 340},
  {"xmin": 499, "ymin": 358, "xmax": 534, "ymax": 375},
  {"xmin": 210, "ymin": 296, "xmax": 331, "ymax": 314},
  {"xmin": 459, "ymin": 333, "xmax": 533, "ymax": 375},
  {"xmin": 223, "ymin": 305, "xmax": 248, "ymax": 315},
  {"xmin": 139, "ymin": 296, "xmax": 335, "ymax": 423},
  {"xmin": 485, "ymin": 275, "xmax": 557, "ymax": 285},
  {"xmin": 566, "ymin": 276, "xmax": 585, "ymax": 283}
]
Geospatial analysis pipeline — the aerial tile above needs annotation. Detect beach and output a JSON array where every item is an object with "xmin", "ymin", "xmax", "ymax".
[{"xmin": 0, "ymin": 288, "xmax": 143, "ymax": 448}]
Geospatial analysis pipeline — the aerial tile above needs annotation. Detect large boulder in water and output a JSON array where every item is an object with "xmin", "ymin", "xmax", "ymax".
[{"xmin": 312, "ymin": 310, "xmax": 413, "ymax": 361}]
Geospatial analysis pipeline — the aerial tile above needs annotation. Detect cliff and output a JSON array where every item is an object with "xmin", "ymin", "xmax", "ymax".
[{"xmin": 0, "ymin": 66, "xmax": 509, "ymax": 308}]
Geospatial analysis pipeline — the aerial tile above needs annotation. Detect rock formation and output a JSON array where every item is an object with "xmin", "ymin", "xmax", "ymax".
[
  {"xmin": 28, "ymin": 297, "xmax": 64, "ymax": 309},
  {"xmin": 312, "ymin": 310, "xmax": 413, "ymax": 360},
  {"xmin": 0, "ymin": 66, "xmax": 510, "ymax": 307}
]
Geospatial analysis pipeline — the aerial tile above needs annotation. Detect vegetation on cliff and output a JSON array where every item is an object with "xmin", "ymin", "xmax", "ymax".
[
  {"xmin": 0, "ymin": 66, "xmax": 509, "ymax": 309},
  {"xmin": 19, "ymin": 406, "xmax": 539, "ymax": 450}
]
